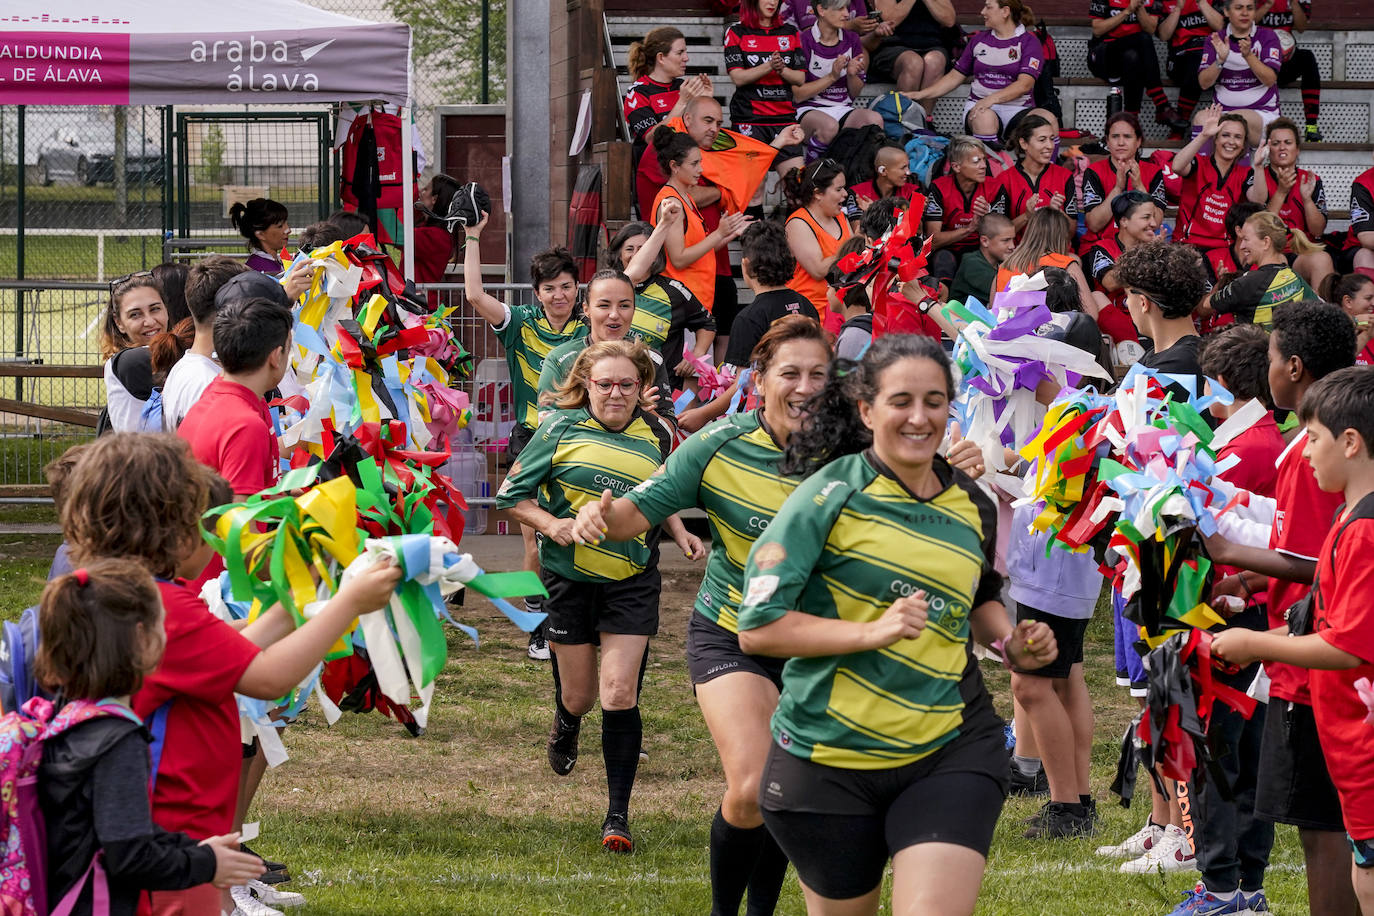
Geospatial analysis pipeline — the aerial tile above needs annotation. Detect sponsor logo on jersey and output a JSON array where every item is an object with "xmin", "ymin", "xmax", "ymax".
[{"xmin": 753, "ymin": 542, "xmax": 787, "ymax": 570}]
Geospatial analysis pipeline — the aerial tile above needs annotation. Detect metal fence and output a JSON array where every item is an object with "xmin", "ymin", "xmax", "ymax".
[{"xmin": 0, "ymin": 278, "xmax": 538, "ymax": 495}]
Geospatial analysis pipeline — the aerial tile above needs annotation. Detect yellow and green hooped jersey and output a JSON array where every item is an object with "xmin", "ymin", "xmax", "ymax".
[
  {"xmin": 495, "ymin": 407, "xmax": 669, "ymax": 582},
  {"xmin": 492, "ymin": 304, "xmax": 588, "ymax": 431},
  {"xmin": 737, "ymin": 451, "xmax": 1003, "ymax": 770},
  {"xmin": 627, "ymin": 410, "xmax": 798, "ymax": 633}
]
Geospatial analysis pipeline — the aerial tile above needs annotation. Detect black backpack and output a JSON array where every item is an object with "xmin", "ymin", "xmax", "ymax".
[{"xmin": 824, "ymin": 125, "xmax": 889, "ymax": 188}]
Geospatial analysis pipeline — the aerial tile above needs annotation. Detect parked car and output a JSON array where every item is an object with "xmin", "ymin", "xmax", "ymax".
[{"xmin": 35, "ymin": 116, "xmax": 163, "ymax": 186}]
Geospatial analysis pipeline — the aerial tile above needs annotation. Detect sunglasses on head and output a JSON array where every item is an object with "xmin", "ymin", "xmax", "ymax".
[{"xmin": 109, "ymin": 270, "xmax": 153, "ymax": 294}]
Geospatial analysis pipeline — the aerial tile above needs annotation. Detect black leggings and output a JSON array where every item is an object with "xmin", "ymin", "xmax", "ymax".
[
  {"xmin": 1167, "ymin": 48, "xmax": 1205, "ymax": 115},
  {"xmin": 1099, "ymin": 32, "xmax": 1165, "ymax": 114},
  {"xmin": 1277, "ymin": 47, "xmax": 1321, "ymax": 102}
]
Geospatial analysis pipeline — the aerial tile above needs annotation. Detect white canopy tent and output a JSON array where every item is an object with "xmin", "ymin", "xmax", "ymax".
[{"xmin": 1, "ymin": 0, "xmax": 418, "ymax": 273}]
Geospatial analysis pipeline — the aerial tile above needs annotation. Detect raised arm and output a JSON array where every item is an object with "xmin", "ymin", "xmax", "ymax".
[
  {"xmin": 462, "ymin": 212, "xmax": 508, "ymax": 326},
  {"xmin": 624, "ymin": 200, "xmax": 682, "ymax": 285}
]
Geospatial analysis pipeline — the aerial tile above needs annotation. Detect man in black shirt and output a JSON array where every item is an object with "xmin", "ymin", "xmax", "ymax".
[{"xmin": 723, "ymin": 222, "xmax": 819, "ymax": 369}]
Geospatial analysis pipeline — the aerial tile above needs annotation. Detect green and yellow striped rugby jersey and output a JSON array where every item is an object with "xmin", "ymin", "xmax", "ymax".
[
  {"xmin": 495, "ymin": 406, "xmax": 670, "ymax": 582},
  {"xmin": 630, "ymin": 279, "xmax": 677, "ymax": 353},
  {"xmin": 627, "ymin": 410, "xmax": 797, "ymax": 633},
  {"xmin": 535, "ymin": 337, "xmax": 677, "ymax": 421},
  {"xmin": 492, "ymin": 304, "xmax": 588, "ymax": 431},
  {"xmin": 736, "ymin": 451, "xmax": 1003, "ymax": 770}
]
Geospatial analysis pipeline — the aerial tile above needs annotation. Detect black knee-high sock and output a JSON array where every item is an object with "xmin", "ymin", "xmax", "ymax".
[
  {"xmin": 744, "ymin": 829, "xmax": 789, "ymax": 916},
  {"xmin": 635, "ymin": 642, "xmax": 650, "ymax": 702},
  {"xmin": 550, "ymin": 652, "xmax": 578, "ymax": 724},
  {"xmin": 1177, "ymin": 92, "xmax": 1199, "ymax": 123},
  {"xmin": 709, "ymin": 808, "xmax": 767, "ymax": 916},
  {"xmin": 602, "ymin": 706, "xmax": 642, "ymax": 817}
]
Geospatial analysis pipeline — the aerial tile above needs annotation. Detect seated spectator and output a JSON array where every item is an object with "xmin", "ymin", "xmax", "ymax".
[
  {"xmin": 650, "ymin": 131, "xmax": 753, "ymax": 317},
  {"xmin": 1080, "ymin": 112, "xmax": 1168, "ymax": 254},
  {"xmin": 903, "ymin": 0, "xmax": 1059, "ymax": 147},
  {"xmin": 783, "ymin": 158, "xmax": 854, "ymax": 333},
  {"xmin": 850, "ymin": 145, "xmax": 918, "ymax": 210},
  {"xmin": 994, "ymin": 208, "xmax": 1096, "ymax": 310},
  {"xmin": 828, "ymin": 237, "xmax": 875, "ymax": 359},
  {"xmin": 989, "ymin": 113, "xmax": 1077, "ymax": 235},
  {"xmin": 1203, "ymin": 210, "xmax": 1317, "ymax": 328},
  {"xmin": 1338, "ymin": 153, "xmax": 1374, "ymax": 278},
  {"xmin": 724, "ymin": 222, "xmax": 819, "ymax": 369},
  {"xmin": 1245, "ymin": 117, "xmax": 1335, "ymax": 293},
  {"xmin": 1197, "ymin": 0, "xmax": 1283, "ymax": 146},
  {"xmin": 1261, "ymin": 0, "xmax": 1322, "ymax": 141},
  {"xmin": 1088, "ymin": 0, "xmax": 1187, "ymax": 132},
  {"xmin": 1170, "ymin": 105, "xmax": 1252, "ymax": 279},
  {"xmin": 925, "ymin": 136, "xmax": 993, "ymax": 285},
  {"xmin": 624, "ymin": 27, "xmax": 715, "ymax": 171},
  {"xmin": 1194, "ymin": 199, "xmax": 1265, "ymax": 335},
  {"xmin": 795, "ymin": 0, "xmax": 886, "ymax": 159},
  {"xmin": 605, "ymin": 220, "xmax": 717, "ymax": 387},
  {"xmin": 1331, "ymin": 273, "xmax": 1374, "ymax": 365},
  {"xmin": 783, "ymin": 0, "xmax": 886, "ymax": 37},
  {"xmin": 867, "ymin": 0, "xmax": 956, "ymax": 113},
  {"xmin": 1086, "ymin": 192, "xmax": 1160, "ymax": 344},
  {"xmin": 950, "ymin": 212, "xmax": 1016, "ymax": 306},
  {"xmin": 725, "ymin": 0, "xmax": 808, "ymax": 179},
  {"xmin": 1156, "ymin": 0, "xmax": 1222, "ymax": 136}
]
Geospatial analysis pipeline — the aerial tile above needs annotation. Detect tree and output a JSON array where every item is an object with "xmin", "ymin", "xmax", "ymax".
[{"xmin": 386, "ymin": 0, "xmax": 506, "ymax": 104}]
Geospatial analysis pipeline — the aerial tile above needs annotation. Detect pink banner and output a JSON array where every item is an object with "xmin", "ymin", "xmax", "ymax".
[{"xmin": 0, "ymin": 31, "xmax": 130, "ymax": 104}]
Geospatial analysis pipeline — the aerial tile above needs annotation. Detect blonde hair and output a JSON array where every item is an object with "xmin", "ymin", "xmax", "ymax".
[
  {"xmin": 1245, "ymin": 210, "xmax": 1323, "ymax": 257},
  {"xmin": 1002, "ymin": 208, "xmax": 1074, "ymax": 274},
  {"xmin": 548, "ymin": 339, "xmax": 658, "ymax": 411}
]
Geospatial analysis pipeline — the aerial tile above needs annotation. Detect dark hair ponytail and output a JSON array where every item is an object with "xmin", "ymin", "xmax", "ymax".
[
  {"xmin": 228, "ymin": 197, "xmax": 289, "ymax": 252},
  {"xmin": 653, "ymin": 129, "xmax": 698, "ymax": 176},
  {"xmin": 782, "ymin": 158, "xmax": 845, "ymax": 210},
  {"xmin": 781, "ymin": 334, "xmax": 954, "ymax": 476}
]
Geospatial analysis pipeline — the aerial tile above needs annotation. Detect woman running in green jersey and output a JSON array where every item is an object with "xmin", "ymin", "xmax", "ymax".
[
  {"xmin": 496, "ymin": 339, "xmax": 703, "ymax": 854},
  {"xmin": 734, "ymin": 334, "xmax": 1057, "ymax": 916}
]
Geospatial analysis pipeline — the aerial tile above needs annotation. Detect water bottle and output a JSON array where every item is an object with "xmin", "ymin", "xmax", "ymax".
[{"xmin": 1106, "ymin": 86, "xmax": 1124, "ymax": 119}]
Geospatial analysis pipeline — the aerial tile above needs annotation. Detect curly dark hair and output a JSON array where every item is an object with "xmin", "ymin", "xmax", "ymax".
[
  {"xmin": 1113, "ymin": 241, "xmax": 1209, "ymax": 320},
  {"xmin": 781, "ymin": 334, "xmax": 953, "ymax": 476},
  {"xmin": 740, "ymin": 221, "xmax": 796, "ymax": 287},
  {"xmin": 782, "ymin": 158, "xmax": 846, "ymax": 210},
  {"xmin": 61, "ymin": 434, "xmax": 210, "ymax": 579},
  {"xmin": 1272, "ymin": 299, "xmax": 1357, "ymax": 382},
  {"xmin": 859, "ymin": 196, "xmax": 909, "ymax": 242},
  {"xmin": 1200, "ymin": 323, "xmax": 1274, "ymax": 409}
]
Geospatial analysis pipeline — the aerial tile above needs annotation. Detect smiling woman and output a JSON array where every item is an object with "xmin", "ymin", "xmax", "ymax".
[{"xmin": 100, "ymin": 274, "xmax": 169, "ymax": 433}]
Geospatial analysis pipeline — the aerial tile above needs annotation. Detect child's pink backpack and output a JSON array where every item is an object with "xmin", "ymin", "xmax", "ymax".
[{"xmin": 0, "ymin": 696, "xmax": 142, "ymax": 916}]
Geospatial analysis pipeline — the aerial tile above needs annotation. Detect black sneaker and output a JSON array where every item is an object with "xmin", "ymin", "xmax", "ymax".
[
  {"xmin": 1023, "ymin": 802, "xmax": 1093, "ymax": 839},
  {"xmin": 601, "ymin": 812, "xmax": 633, "ymax": 853},
  {"xmin": 1009, "ymin": 762, "xmax": 1049, "ymax": 797},
  {"xmin": 241, "ymin": 845, "xmax": 290, "ymax": 885},
  {"xmin": 1155, "ymin": 105, "xmax": 1190, "ymax": 135},
  {"xmin": 1305, "ymin": 125, "xmax": 1323, "ymax": 143},
  {"xmin": 547, "ymin": 709, "xmax": 580, "ymax": 776},
  {"xmin": 1024, "ymin": 800, "xmax": 1052, "ymax": 828}
]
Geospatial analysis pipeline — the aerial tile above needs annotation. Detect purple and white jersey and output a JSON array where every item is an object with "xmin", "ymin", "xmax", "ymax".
[
  {"xmin": 800, "ymin": 24, "xmax": 865, "ymax": 109},
  {"xmin": 1198, "ymin": 25, "xmax": 1283, "ymax": 114},
  {"xmin": 782, "ymin": 0, "xmax": 868, "ymax": 31},
  {"xmin": 953, "ymin": 27, "xmax": 1044, "ymax": 108}
]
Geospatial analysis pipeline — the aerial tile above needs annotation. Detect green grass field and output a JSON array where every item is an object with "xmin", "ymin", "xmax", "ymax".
[{"xmin": 0, "ymin": 519, "xmax": 1312, "ymax": 916}]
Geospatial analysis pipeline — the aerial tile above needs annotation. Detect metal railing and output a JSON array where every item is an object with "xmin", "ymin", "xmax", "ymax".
[{"xmin": 0, "ymin": 279, "xmax": 539, "ymax": 503}]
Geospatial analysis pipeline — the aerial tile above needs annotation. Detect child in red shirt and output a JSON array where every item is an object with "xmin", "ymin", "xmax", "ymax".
[
  {"xmin": 1205, "ymin": 299, "xmax": 1359, "ymax": 916},
  {"xmin": 1215, "ymin": 364, "xmax": 1374, "ymax": 916},
  {"xmin": 59, "ymin": 434, "xmax": 401, "ymax": 916}
]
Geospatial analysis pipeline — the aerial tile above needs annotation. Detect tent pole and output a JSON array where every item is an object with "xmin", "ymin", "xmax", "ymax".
[{"xmin": 401, "ymin": 106, "xmax": 415, "ymax": 280}]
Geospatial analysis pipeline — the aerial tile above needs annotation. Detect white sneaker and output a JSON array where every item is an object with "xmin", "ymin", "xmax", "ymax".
[
  {"xmin": 248, "ymin": 879, "xmax": 306, "ymax": 908},
  {"xmin": 1096, "ymin": 821, "xmax": 1164, "ymax": 858},
  {"xmin": 230, "ymin": 884, "xmax": 284, "ymax": 916},
  {"xmin": 1118, "ymin": 824, "xmax": 1197, "ymax": 874}
]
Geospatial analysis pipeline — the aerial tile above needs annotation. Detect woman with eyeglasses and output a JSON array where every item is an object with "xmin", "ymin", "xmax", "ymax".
[
  {"xmin": 1079, "ymin": 112, "xmax": 1167, "ymax": 255},
  {"xmin": 228, "ymin": 197, "xmax": 290, "ymax": 275},
  {"xmin": 496, "ymin": 339, "xmax": 703, "ymax": 855},
  {"xmin": 100, "ymin": 273, "xmax": 169, "ymax": 433},
  {"xmin": 1086, "ymin": 191, "xmax": 1161, "ymax": 344},
  {"xmin": 783, "ymin": 158, "xmax": 853, "ymax": 333}
]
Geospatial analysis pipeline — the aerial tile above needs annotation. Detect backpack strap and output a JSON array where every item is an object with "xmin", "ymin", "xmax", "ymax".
[
  {"xmin": 49, "ymin": 855, "xmax": 110, "ymax": 916},
  {"xmin": 147, "ymin": 701, "xmax": 173, "ymax": 792}
]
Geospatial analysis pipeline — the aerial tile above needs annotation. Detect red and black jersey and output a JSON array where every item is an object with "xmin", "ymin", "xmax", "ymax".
[
  {"xmin": 1079, "ymin": 158, "xmax": 1168, "ymax": 250},
  {"xmin": 1090, "ymin": 0, "xmax": 1144, "ymax": 40},
  {"xmin": 1172, "ymin": 155, "xmax": 1249, "ymax": 250},
  {"xmin": 1243, "ymin": 166, "xmax": 1327, "ymax": 240},
  {"xmin": 989, "ymin": 162, "xmax": 1078, "ymax": 224},
  {"xmin": 724, "ymin": 23, "xmax": 805, "ymax": 126},
  {"xmin": 1343, "ymin": 166, "xmax": 1374, "ymax": 251},
  {"xmin": 1086, "ymin": 237, "xmax": 1125, "ymax": 305},
  {"xmin": 923, "ymin": 175, "xmax": 992, "ymax": 255},
  {"xmin": 624, "ymin": 77, "xmax": 682, "ymax": 145},
  {"xmin": 1260, "ymin": 0, "xmax": 1310, "ymax": 33},
  {"xmin": 1157, "ymin": 0, "xmax": 1213, "ymax": 53}
]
